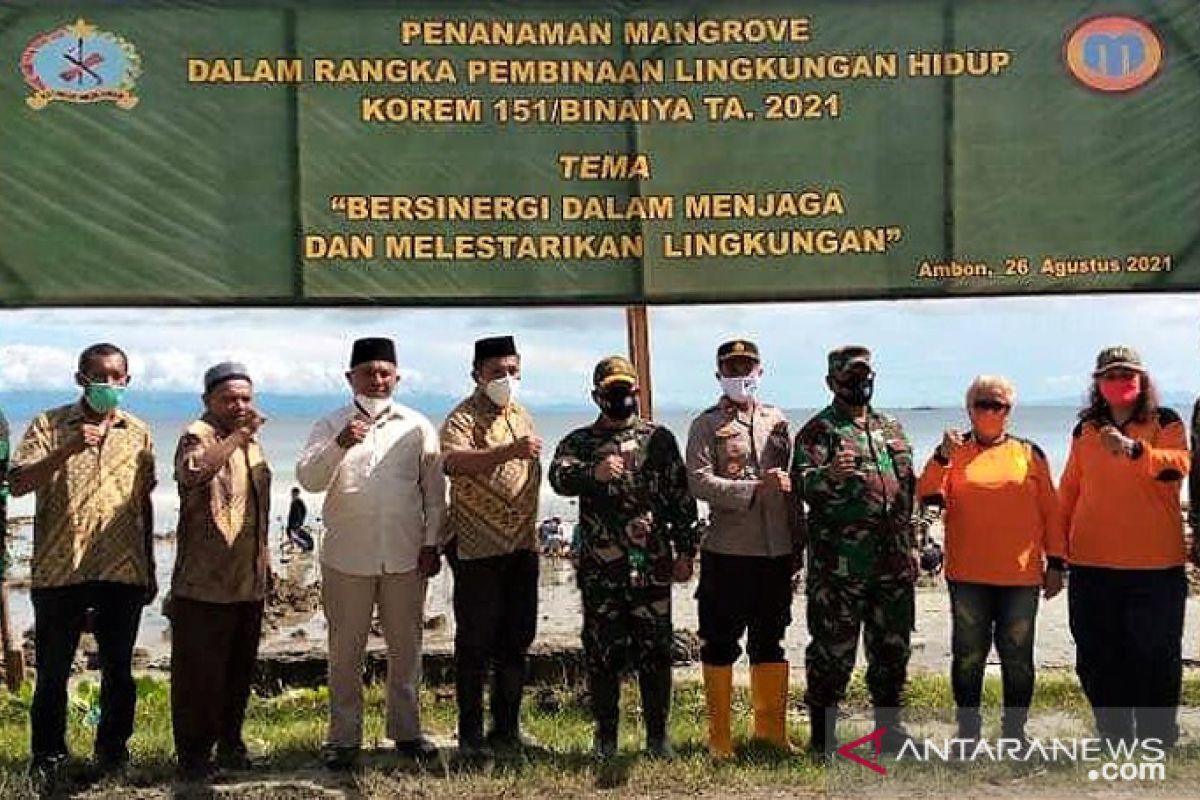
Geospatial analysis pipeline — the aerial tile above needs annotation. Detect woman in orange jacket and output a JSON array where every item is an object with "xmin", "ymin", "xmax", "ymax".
[
  {"xmin": 1061, "ymin": 346, "xmax": 1190, "ymax": 747},
  {"xmin": 917, "ymin": 376, "xmax": 1064, "ymax": 742}
]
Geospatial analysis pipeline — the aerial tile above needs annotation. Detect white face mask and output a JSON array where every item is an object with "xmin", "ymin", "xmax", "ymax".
[
  {"xmin": 485, "ymin": 375, "xmax": 519, "ymax": 407},
  {"xmin": 719, "ymin": 374, "xmax": 760, "ymax": 404},
  {"xmin": 354, "ymin": 393, "xmax": 392, "ymax": 419}
]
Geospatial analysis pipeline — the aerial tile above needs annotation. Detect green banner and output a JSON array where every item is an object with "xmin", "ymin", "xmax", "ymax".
[{"xmin": 0, "ymin": 0, "xmax": 1196, "ymax": 306}]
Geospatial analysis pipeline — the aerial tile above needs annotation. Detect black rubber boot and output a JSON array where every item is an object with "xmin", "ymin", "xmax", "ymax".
[
  {"xmin": 1001, "ymin": 706, "xmax": 1029, "ymax": 743},
  {"xmin": 956, "ymin": 707, "xmax": 982, "ymax": 742},
  {"xmin": 807, "ymin": 705, "xmax": 838, "ymax": 759},
  {"xmin": 874, "ymin": 707, "xmax": 913, "ymax": 755},
  {"xmin": 639, "ymin": 667, "xmax": 674, "ymax": 759},
  {"xmin": 590, "ymin": 671, "xmax": 620, "ymax": 759}
]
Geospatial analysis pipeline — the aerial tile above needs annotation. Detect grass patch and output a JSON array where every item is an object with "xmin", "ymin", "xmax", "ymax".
[{"xmin": 0, "ymin": 670, "xmax": 1195, "ymax": 798}]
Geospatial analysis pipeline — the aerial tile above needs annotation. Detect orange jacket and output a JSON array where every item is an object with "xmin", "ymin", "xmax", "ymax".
[
  {"xmin": 918, "ymin": 436, "xmax": 1063, "ymax": 586},
  {"xmin": 1059, "ymin": 409, "xmax": 1189, "ymax": 569}
]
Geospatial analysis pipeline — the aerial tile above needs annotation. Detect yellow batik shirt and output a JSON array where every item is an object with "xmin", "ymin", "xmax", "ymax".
[
  {"xmin": 13, "ymin": 403, "xmax": 156, "ymax": 589},
  {"xmin": 440, "ymin": 391, "xmax": 540, "ymax": 560}
]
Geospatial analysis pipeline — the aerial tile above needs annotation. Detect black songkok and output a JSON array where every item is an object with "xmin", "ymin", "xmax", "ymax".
[{"xmin": 350, "ymin": 337, "xmax": 397, "ymax": 368}]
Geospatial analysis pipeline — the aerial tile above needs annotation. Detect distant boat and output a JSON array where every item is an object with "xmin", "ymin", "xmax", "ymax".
[{"xmin": 910, "ymin": 405, "xmax": 936, "ymax": 411}]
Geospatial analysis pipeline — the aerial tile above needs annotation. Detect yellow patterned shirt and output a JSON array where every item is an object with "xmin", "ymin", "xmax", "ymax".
[
  {"xmin": 12, "ymin": 403, "xmax": 156, "ymax": 589},
  {"xmin": 440, "ymin": 391, "xmax": 540, "ymax": 560}
]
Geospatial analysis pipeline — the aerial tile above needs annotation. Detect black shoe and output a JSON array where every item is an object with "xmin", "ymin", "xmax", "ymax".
[
  {"xmin": 395, "ymin": 736, "xmax": 439, "ymax": 761},
  {"xmin": 175, "ymin": 758, "xmax": 216, "ymax": 783},
  {"xmin": 30, "ymin": 752, "xmax": 70, "ymax": 788},
  {"xmin": 486, "ymin": 729, "xmax": 541, "ymax": 757},
  {"xmin": 592, "ymin": 733, "xmax": 618, "ymax": 760},
  {"xmin": 216, "ymin": 747, "xmax": 258, "ymax": 772},
  {"xmin": 456, "ymin": 737, "xmax": 494, "ymax": 761},
  {"xmin": 646, "ymin": 737, "xmax": 675, "ymax": 759},
  {"xmin": 321, "ymin": 745, "xmax": 360, "ymax": 772},
  {"xmin": 95, "ymin": 747, "xmax": 130, "ymax": 776}
]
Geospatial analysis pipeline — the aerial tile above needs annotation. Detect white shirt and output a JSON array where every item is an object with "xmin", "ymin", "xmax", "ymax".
[{"xmin": 296, "ymin": 400, "xmax": 446, "ymax": 576}]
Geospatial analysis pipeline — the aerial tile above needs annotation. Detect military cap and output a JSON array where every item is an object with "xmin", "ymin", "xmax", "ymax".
[
  {"xmin": 1093, "ymin": 345, "xmax": 1145, "ymax": 376},
  {"xmin": 827, "ymin": 345, "xmax": 873, "ymax": 375},
  {"xmin": 593, "ymin": 355, "xmax": 638, "ymax": 388},
  {"xmin": 717, "ymin": 339, "xmax": 760, "ymax": 362}
]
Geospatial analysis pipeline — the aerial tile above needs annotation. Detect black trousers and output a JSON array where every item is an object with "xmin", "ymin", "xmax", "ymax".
[
  {"xmin": 31, "ymin": 581, "xmax": 144, "ymax": 761},
  {"xmin": 697, "ymin": 551, "xmax": 793, "ymax": 665},
  {"xmin": 169, "ymin": 597, "xmax": 264, "ymax": 767},
  {"xmin": 449, "ymin": 547, "xmax": 539, "ymax": 740},
  {"xmin": 1069, "ymin": 565, "xmax": 1186, "ymax": 745}
]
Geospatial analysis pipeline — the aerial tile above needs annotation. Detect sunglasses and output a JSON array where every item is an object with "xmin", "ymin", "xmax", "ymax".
[
  {"xmin": 972, "ymin": 399, "xmax": 1011, "ymax": 413},
  {"xmin": 1100, "ymin": 370, "xmax": 1139, "ymax": 382}
]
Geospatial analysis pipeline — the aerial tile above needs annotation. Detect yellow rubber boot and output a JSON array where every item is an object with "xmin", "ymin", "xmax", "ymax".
[
  {"xmin": 750, "ymin": 662, "xmax": 792, "ymax": 749},
  {"xmin": 702, "ymin": 664, "xmax": 734, "ymax": 759}
]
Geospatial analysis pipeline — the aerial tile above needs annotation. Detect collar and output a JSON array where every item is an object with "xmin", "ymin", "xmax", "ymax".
[
  {"xmin": 829, "ymin": 400, "xmax": 872, "ymax": 426},
  {"xmin": 471, "ymin": 387, "xmax": 518, "ymax": 416},
  {"xmin": 592, "ymin": 414, "xmax": 639, "ymax": 432},
  {"xmin": 352, "ymin": 398, "xmax": 400, "ymax": 423},
  {"xmin": 67, "ymin": 401, "xmax": 128, "ymax": 429},
  {"xmin": 969, "ymin": 431, "xmax": 1009, "ymax": 449}
]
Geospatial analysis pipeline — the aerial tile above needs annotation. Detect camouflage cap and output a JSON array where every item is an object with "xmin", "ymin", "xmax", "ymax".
[
  {"xmin": 717, "ymin": 339, "xmax": 760, "ymax": 362},
  {"xmin": 827, "ymin": 345, "xmax": 873, "ymax": 375},
  {"xmin": 593, "ymin": 355, "xmax": 638, "ymax": 388},
  {"xmin": 1093, "ymin": 345, "xmax": 1145, "ymax": 376}
]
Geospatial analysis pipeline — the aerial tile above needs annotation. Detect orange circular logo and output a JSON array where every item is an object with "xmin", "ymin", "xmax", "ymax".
[{"xmin": 1065, "ymin": 16, "xmax": 1162, "ymax": 92}]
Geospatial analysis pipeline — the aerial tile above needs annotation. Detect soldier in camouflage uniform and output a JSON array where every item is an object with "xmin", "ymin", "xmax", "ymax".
[
  {"xmin": 549, "ymin": 356, "xmax": 699, "ymax": 759},
  {"xmin": 791, "ymin": 346, "xmax": 918, "ymax": 756}
]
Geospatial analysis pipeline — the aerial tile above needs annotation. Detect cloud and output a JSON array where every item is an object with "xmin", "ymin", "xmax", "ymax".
[
  {"xmin": 0, "ymin": 345, "xmax": 77, "ymax": 390},
  {"xmin": 4, "ymin": 294, "xmax": 1200, "ymax": 406}
]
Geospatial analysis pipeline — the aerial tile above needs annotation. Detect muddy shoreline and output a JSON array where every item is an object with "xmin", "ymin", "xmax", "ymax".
[{"xmin": 9, "ymin": 520, "xmax": 1200, "ymax": 692}]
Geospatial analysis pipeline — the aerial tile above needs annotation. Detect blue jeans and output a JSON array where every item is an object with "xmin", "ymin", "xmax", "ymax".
[{"xmin": 948, "ymin": 581, "xmax": 1039, "ymax": 730}]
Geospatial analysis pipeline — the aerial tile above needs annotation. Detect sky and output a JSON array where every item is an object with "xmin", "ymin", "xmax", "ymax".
[{"xmin": 1, "ymin": 292, "xmax": 1198, "ymax": 409}]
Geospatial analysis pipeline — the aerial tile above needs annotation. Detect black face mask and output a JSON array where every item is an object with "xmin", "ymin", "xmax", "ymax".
[
  {"xmin": 596, "ymin": 386, "xmax": 638, "ymax": 420},
  {"xmin": 834, "ymin": 375, "xmax": 874, "ymax": 406}
]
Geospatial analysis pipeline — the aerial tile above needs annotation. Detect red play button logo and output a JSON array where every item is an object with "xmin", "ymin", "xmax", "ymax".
[{"xmin": 837, "ymin": 727, "xmax": 888, "ymax": 775}]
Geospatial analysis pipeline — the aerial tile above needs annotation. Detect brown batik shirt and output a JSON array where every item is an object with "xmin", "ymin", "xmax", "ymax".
[{"xmin": 12, "ymin": 402, "xmax": 156, "ymax": 589}]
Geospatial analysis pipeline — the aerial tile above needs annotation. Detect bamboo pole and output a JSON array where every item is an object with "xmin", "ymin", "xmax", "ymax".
[{"xmin": 625, "ymin": 305, "xmax": 653, "ymax": 421}]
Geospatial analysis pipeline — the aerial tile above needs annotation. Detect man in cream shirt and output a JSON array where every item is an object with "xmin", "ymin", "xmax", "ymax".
[{"xmin": 297, "ymin": 337, "xmax": 446, "ymax": 769}]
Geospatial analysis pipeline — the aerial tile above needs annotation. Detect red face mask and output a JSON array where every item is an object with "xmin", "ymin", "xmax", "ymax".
[{"xmin": 1099, "ymin": 375, "xmax": 1141, "ymax": 405}]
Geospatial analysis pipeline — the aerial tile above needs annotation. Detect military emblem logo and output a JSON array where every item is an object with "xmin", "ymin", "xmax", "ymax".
[
  {"xmin": 1064, "ymin": 16, "xmax": 1163, "ymax": 93},
  {"xmin": 21, "ymin": 18, "xmax": 140, "ymax": 110}
]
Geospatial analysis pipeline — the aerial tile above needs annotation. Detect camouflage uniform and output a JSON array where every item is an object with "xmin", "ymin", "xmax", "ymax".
[
  {"xmin": 549, "ymin": 417, "xmax": 699, "ymax": 674},
  {"xmin": 549, "ymin": 355, "xmax": 699, "ymax": 756},
  {"xmin": 792, "ymin": 355, "xmax": 917, "ymax": 714}
]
